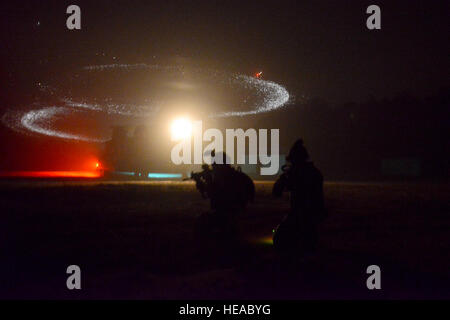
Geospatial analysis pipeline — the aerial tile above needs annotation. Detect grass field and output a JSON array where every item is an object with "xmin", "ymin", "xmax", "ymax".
[{"xmin": 0, "ymin": 180, "xmax": 449, "ymax": 299}]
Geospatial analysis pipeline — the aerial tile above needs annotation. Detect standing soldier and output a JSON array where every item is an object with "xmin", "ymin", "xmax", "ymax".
[{"xmin": 272, "ymin": 139, "xmax": 326, "ymax": 257}]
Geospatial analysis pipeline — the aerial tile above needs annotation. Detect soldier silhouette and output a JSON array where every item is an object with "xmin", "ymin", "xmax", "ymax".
[
  {"xmin": 194, "ymin": 150, "xmax": 254, "ymax": 243},
  {"xmin": 186, "ymin": 164, "xmax": 213, "ymax": 198},
  {"xmin": 272, "ymin": 139, "xmax": 326, "ymax": 257}
]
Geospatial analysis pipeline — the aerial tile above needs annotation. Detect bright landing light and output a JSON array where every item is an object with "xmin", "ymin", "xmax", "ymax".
[{"xmin": 171, "ymin": 117, "xmax": 193, "ymax": 141}]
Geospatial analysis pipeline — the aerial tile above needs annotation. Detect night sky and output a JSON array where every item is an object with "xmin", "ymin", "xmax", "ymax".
[
  {"xmin": 1, "ymin": 0, "xmax": 448, "ymax": 101},
  {"xmin": 0, "ymin": 0, "xmax": 448, "ymax": 176}
]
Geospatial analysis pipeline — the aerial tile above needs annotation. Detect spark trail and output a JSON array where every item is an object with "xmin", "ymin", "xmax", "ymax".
[{"xmin": 3, "ymin": 64, "xmax": 291, "ymax": 142}]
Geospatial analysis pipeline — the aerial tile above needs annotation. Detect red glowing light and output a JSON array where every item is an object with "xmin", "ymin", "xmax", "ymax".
[
  {"xmin": 254, "ymin": 71, "xmax": 263, "ymax": 79},
  {"xmin": 0, "ymin": 171, "xmax": 103, "ymax": 178}
]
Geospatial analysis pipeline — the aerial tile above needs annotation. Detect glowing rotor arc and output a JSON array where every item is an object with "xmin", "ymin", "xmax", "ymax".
[{"xmin": 4, "ymin": 64, "xmax": 291, "ymax": 142}]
